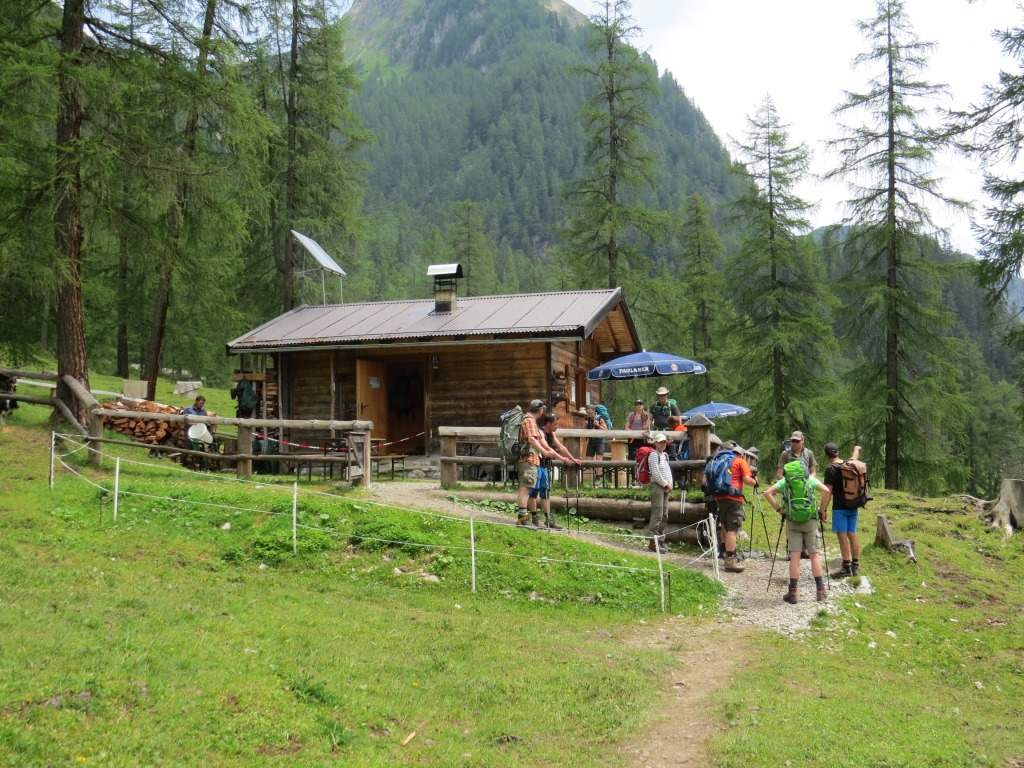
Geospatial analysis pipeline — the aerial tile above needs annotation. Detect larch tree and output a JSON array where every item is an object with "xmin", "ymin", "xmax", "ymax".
[
  {"xmin": 729, "ymin": 96, "xmax": 836, "ymax": 446},
  {"xmin": 826, "ymin": 0, "xmax": 967, "ymax": 490},
  {"xmin": 561, "ymin": 0, "xmax": 663, "ymax": 291}
]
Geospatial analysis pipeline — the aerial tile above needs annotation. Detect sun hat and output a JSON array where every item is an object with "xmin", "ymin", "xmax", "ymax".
[{"xmin": 656, "ymin": 387, "xmax": 670, "ymax": 396}]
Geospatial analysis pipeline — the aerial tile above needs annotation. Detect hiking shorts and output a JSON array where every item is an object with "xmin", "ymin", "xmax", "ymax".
[
  {"xmin": 517, "ymin": 460, "xmax": 538, "ymax": 488},
  {"xmin": 786, "ymin": 518, "xmax": 821, "ymax": 554},
  {"xmin": 586, "ymin": 438, "xmax": 606, "ymax": 458},
  {"xmin": 831, "ymin": 508, "xmax": 858, "ymax": 534},
  {"xmin": 528, "ymin": 466, "xmax": 550, "ymax": 499},
  {"xmin": 716, "ymin": 498, "xmax": 745, "ymax": 532}
]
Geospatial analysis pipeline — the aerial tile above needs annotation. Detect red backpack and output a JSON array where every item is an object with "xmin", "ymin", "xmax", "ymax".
[{"xmin": 634, "ymin": 446, "xmax": 654, "ymax": 484}]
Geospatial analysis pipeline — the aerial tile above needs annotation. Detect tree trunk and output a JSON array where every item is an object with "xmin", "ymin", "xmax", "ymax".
[
  {"xmin": 978, "ymin": 479, "xmax": 1024, "ymax": 538},
  {"xmin": 54, "ymin": 0, "xmax": 90, "ymax": 420}
]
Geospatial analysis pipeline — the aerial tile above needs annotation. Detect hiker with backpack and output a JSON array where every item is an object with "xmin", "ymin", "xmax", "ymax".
[
  {"xmin": 649, "ymin": 386, "xmax": 682, "ymax": 430},
  {"xmin": 764, "ymin": 461, "xmax": 833, "ymax": 603},
  {"xmin": 822, "ymin": 442, "xmax": 867, "ymax": 578},
  {"xmin": 640, "ymin": 433, "xmax": 673, "ymax": 552},
  {"xmin": 775, "ymin": 430, "xmax": 816, "ymax": 479},
  {"xmin": 704, "ymin": 441, "xmax": 758, "ymax": 572},
  {"xmin": 527, "ymin": 414, "xmax": 583, "ymax": 530},
  {"xmin": 513, "ymin": 400, "xmax": 561, "ymax": 527}
]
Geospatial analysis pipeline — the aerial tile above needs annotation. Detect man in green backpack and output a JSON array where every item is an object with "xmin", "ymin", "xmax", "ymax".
[{"xmin": 764, "ymin": 460, "xmax": 833, "ymax": 603}]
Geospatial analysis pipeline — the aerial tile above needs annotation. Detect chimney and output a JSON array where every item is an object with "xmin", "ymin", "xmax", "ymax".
[{"xmin": 427, "ymin": 263, "xmax": 463, "ymax": 313}]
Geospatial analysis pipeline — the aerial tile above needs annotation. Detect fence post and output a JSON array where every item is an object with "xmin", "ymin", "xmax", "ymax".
[
  {"xmin": 113, "ymin": 458, "xmax": 120, "ymax": 521},
  {"xmin": 237, "ymin": 425, "xmax": 253, "ymax": 480},
  {"xmin": 440, "ymin": 434, "xmax": 458, "ymax": 489},
  {"xmin": 292, "ymin": 481, "xmax": 298, "ymax": 555},
  {"xmin": 470, "ymin": 518, "xmax": 477, "ymax": 593},
  {"xmin": 88, "ymin": 409, "xmax": 104, "ymax": 469},
  {"xmin": 49, "ymin": 431, "xmax": 55, "ymax": 490}
]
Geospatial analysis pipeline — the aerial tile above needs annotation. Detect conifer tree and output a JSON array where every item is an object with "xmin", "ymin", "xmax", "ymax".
[
  {"xmin": 944, "ymin": 13, "xmax": 1024, "ymax": 357},
  {"xmin": 729, "ymin": 96, "xmax": 837, "ymax": 445},
  {"xmin": 447, "ymin": 202, "xmax": 498, "ymax": 297},
  {"xmin": 826, "ymin": 0, "xmax": 967, "ymax": 490},
  {"xmin": 562, "ymin": 0, "xmax": 664, "ymax": 290}
]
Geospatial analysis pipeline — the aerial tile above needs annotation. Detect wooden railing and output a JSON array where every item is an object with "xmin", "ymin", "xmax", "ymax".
[
  {"xmin": 437, "ymin": 426, "xmax": 705, "ymax": 489},
  {"xmin": 0, "ymin": 368, "xmax": 375, "ymax": 486}
]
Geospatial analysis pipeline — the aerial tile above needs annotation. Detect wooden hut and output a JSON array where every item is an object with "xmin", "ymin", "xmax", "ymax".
[{"xmin": 225, "ymin": 269, "xmax": 641, "ymax": 454}]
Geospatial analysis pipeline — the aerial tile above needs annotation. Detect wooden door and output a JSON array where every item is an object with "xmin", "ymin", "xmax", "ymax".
[{"xmin": 356, "ymin": 359, "xmax": 388, "ymax": 439}]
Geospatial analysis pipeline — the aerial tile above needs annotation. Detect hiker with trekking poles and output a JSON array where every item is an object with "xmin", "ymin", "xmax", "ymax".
[
  {"xmin": 822, "ymin": 442, "xmax": 868, "ymax": 578},
  {"xmin": 764, "ymin": 461, "xmax": 833, "ymax": 603},
  {"xmin": 704, "ymin": 440, "xmax": 758, "ymax": 572},
  {"xmin": 512, "ymin": 400, "xmax": 560, "ymax": 527},
  {"xmin": 530, "ymin": 414, "xmax": 583, "ymax": 530}
]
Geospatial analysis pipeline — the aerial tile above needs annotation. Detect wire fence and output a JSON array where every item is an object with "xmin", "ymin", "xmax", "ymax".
[{"xmin": 50, "ymin": 432, "xmax": 722, "ymax": 612}]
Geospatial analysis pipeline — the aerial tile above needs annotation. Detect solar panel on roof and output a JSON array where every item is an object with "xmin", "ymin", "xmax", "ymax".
[{"xmin": 291, "ymin": 230, "xmax": 346, "ymax": 276}]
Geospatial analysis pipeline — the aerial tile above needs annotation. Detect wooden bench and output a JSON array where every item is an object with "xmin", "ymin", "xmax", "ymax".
[{"xmin": 371, "ymin": 453, "xmax": 407, "ymax": 480}]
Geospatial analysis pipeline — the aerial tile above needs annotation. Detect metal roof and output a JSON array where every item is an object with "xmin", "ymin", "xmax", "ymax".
[{"xmin": 226, "ymin": 288, "xmax": 639, "ymax": 353}]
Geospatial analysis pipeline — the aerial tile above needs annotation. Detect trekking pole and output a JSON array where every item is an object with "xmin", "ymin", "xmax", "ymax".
[
  {"xmin": 754, "ymin": 488, "xmax": 772, "ymax": 550},
  {"xmin": 766, "ymin": 516, "xmax": 785, "ymax": 593},
  {"xmin": 819, "ymin": 515, "xmax": 831, "ymax": 588}
]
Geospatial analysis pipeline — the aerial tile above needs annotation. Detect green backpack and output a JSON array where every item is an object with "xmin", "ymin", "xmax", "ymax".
[{"xmin": 782, "ymin": 460, "xmax": 817, "ymax": 522}]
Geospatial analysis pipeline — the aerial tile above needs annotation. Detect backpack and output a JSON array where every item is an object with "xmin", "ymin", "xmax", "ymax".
[
  {"xmin": 838, "ymin": 460, "xmax": 870, "ymax": 508},
  {"xmin": 649, "ymin": 398, "xmax": 678, "ymax": 423},
  {"xmin": 634, "ymin": 445, "xmax": 654, "ymax": 484},
  {"xmin": 499, "ymin": 406, "xmax": 530, "ymax": 463},
  {"xmin": 232, "ymin": 379, "xmax": 258, "ymax": 413},
  {"xmin": 782, "ymin": 460, "xmax": 816, "ymax": 522},
  {"xmin": 593, "ymin": 404, "xmax": 613, "ymax": 430},
  {"xmin": 704, "ymin": 449, "xmax": 737, "ymax": 498}
]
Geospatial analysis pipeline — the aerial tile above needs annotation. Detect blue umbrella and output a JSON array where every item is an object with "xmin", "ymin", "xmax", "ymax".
[
  {"xmin": 587, "ymin": 351, "xmax": 707, "ymax": 381},
  {"xmin": 682, "ymin": 401, "xmax": 750, "ymax": 419}
]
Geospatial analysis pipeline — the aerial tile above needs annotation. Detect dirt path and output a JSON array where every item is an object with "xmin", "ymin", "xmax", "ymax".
[{"xmin": 367, "ymin": 480, "xmax": 870, "ymax": 766}]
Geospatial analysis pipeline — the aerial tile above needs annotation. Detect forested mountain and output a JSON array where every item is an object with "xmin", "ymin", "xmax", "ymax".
[
  {"xmin": 1, "ymin": 0, "xmax": 1021, "ymax": 496},
  {"xmin": 343, "ymin": 0, "xmax": 746, "ymax": 299}
]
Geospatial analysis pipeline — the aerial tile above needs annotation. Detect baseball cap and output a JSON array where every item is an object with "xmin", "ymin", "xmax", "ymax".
[
  {"xmin": 529, "ymin": 399, "xmax": 546, "ymax": 411},
  {"xmin": 652, "ymin": 433, "xmax": 668, "ymax": 443},
  {"xmin": 656, "ymin": 387, "xmax": 670, "ymax": 396},
  {"xmin": 790, "ymin": 430, "xmax": 805, "ymax": 441},
  {"xmin": 635, "ymin": 398, "xmax": 644, "ymax": 404},
  {"xmin": 824, "ymin": 442, "xmax": 839, "ymax": 457}
]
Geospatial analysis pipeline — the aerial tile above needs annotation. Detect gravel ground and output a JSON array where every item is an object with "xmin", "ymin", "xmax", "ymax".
[{"xmin": 365, "ymin": 480, "xmax": 873, "ymax": 635}]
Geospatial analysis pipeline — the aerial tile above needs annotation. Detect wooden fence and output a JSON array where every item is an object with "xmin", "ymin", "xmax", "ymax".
[{"xmin": 0, "ymin": 368, "xmax": 374, "ymax": 486}]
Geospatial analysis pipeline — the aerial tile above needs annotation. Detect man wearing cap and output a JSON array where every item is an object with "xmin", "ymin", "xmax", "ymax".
[
  {"xmin": 644, "ymin": 433, "xmax": 674, "ymax": 551},
  {"xmin": 776, "ymin": 430, "xmax": 816, "ymax": 480},
  {"xmin": 516, "ymin": 400, "xmax": 560, "ymax": 527},
  {"xmin": 648, "ymin": 387, "xmax": 681, "ymax": 431},
  {"xmin": 822, "ymin": 442, "xmax": 864, "ymax": 577}
]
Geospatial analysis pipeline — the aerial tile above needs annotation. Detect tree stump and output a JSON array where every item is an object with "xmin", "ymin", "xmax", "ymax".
[
  {"xmin": 875, "ymin": 514, "xmax": 917, "ymax": 563},
  {"xmin": 975, "ymin": 479, "xmax": 1024, "ymax": 538}
]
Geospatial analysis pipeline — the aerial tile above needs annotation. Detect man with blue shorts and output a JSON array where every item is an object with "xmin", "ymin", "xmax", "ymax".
[{"xmin": 822, "ymin": 442, "xmax": 863, "ymax": 578}]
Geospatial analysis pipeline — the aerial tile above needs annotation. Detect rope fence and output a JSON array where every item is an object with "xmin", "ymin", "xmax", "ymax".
[{"xmin": 51, "ymin": 432, "xmax": 723, "ymax": 612}]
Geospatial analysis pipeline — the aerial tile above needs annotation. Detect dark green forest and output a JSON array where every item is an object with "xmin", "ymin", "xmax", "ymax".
[{"xmin": 1, "ymin": 0, "xmax": 1023, "ymax": 495}]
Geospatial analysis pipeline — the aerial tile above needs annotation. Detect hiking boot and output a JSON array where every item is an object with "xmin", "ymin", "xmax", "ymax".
[
  {"xmin": 783, "ymin": 589, "xmax": 798, "ymax": 604},
  {"xmin": 648, "ymin": 538, "xmax": 659, "ymax": 552},
  {"xmin": 546, "ymin": 513, "xmax": 563, "ymax": 530},
  {"xmin": 516, "ymin": 512, "xmax": 529, "ymax": 526},
  {"xmin": 851, "ymin": 562, "xmax": 860, "ymax": 576},
  {"xmin": 830, "ymin": 562, "xmax": 852, "ymax": 579},
  {"xmin": 816, "ymin": 587, "xmax": 828, "ymax": 602},
  {"xmin": 531, "ymin": 513, "xmax": 541, "ymax": 528},
  {"xmin": 724, "ymin": 555, "xmax": 745, "ymax": 573}
]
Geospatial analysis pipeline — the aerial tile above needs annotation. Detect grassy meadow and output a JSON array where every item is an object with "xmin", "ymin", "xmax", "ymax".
[{"xmin": 1, "ymin": 385, "xmax": 1023, "ymax": 767}]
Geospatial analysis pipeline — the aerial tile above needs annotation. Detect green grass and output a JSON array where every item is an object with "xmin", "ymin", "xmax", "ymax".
[
  {"xmin": 0, "ymin": 406, "xmax": 723, "ymax": 766},
  {"xmin": 3, "ymin": 396, "xmax": 1024, "ymax": 767}
]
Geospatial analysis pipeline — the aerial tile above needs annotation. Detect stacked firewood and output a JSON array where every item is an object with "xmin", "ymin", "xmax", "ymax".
[{"xmin": 101, "ymin": 399, "xmax": 217, "ymax": 445}]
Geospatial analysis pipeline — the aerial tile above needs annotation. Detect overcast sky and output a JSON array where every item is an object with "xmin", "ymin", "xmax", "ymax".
[{"xmin": 628, "ymin": 0, "xmax": 1019, "ymax": 253}]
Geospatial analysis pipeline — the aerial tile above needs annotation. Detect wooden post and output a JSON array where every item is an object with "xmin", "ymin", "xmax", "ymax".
[
  {"xmin": 237, "ymin": 425, "xmax": 253, "ymax": 480},
  {"xmin": 685, "ymin": 413, "xmax": 714, "ymax": 484},
  {"xmin": 361, "ymin": 430, "xmax": 372, "ymax": 489},
  {"xmin": 440, "ymin": 434, "xmax": 458, "ymax": 489},
  {"xmin": 87, "ymin": 409, "xmax": 104, "ymax": 468}
]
